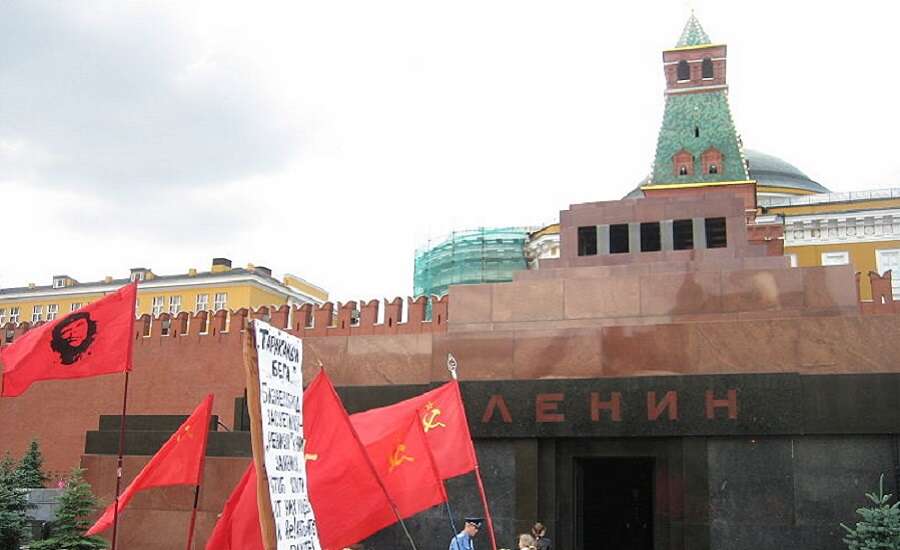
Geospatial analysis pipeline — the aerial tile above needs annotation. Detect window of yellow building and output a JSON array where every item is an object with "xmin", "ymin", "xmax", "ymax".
[
  {"xmin": 71, "ymin": 303, "xmax": 82, "ymax": 312},
  {"xmin": 196, "ymin": 294, "xmax": 209, "ymax": 312},
  {"xmin": 32, "ymin": 305, "xmax": 42, "ymax": 323},
  {"xmin": 169, "ymin": 296, "xmax": 181, "ymax": 314},
  {"xmin": 10, "ymin": 307, "xmax": 19, "ymax": 324},
  {"xmin": 47, "ymin": 304, "xmax": 59, "ymax": 321},
  {"xmin": 876, "ymin": 249, "xmax": 900, "ymax": 299},
  {"xmin": 151, "ymin": 296, "xmax": 164, "ymax": 316},
  {"xmin": 214, "ymin": 292, "xmax": 227, "ymax": 311},
  {"xmin": 0, "ymin": 308, "xmax": 5, "ymax": 325},
  {"xmin": 821, "ymin": 251, "xmax": 850, "ymax": 266},
  {"xmin": 786, "ymin": 254, "xmax": 798, "ymax": 267}
]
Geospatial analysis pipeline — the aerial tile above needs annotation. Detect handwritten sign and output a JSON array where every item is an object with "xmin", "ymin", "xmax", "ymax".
[{"xmin": 255, "ymin": 320, "xmax": 321, "ymax": 550}]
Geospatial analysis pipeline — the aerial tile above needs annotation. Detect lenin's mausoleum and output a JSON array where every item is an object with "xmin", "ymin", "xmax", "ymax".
[{"xmin": 4, "ymin": 14, "xmax": 900, "ymax": 550}]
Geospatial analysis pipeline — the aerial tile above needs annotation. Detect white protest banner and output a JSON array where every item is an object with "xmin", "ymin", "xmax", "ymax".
[{"xmin": 254, "ymin": 320, "xmax": 321, "ymax": 550}]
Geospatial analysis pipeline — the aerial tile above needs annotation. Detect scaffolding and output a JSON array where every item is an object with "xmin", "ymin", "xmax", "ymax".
[{"xmin": 413, "ymin": 227, "xmax": 531, "ymax": 299}]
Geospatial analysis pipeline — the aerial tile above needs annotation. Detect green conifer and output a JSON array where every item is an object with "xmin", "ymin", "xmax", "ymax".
[
  {"xmin": 0, "ymin": 454, "xmax": 17, "ymax": 488},
  {"xmin": 31, "ymin": 468, "xmax": 107, "ymax": 550},
  {"xmin": 16, "ymin": 440, "xmax": 48, "ymax": 489},
  {"xmin": 841, "ymin": 474, "xmax": 900, "ymax": 549},
  {"xmin": 0, "ymin": 455, "xmax": 29, "ymax": 550}
]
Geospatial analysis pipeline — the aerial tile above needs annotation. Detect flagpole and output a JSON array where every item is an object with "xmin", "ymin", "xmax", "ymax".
[
  {"xmin": 330, "ymin": 377, "xmax": 419, "ymax": 550},
  {"xmin": 184, "ymin": 484, "xmax": 201, "ymax": 550},
  {"xmin": 417, "ymin": 411, "xmax": 459, "ymax": 541},
  {"xmin": 184, "ymin": 393, "xmax": 213, "ymax": 550},
  {"xmin": 447, "ymin": 354, "xmax": 498, "ymax": 550},
  {"xmin": 110, "ymin": 283, "xmax": 138, "ymax": 550},
  {"xmin": 111, "ymin": 370, "xmax": 130, "ymax": 550}
]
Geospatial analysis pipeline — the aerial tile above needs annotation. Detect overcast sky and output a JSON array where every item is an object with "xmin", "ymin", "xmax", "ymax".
[{"xmin": 2, "ymin": 1, "xmax": 899, "ymax": 302}]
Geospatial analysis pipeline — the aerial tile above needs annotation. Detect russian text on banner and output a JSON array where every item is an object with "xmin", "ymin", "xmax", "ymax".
[{"xmin": 248, "ymin": 320, "xmax": 320, "ymax": 550}]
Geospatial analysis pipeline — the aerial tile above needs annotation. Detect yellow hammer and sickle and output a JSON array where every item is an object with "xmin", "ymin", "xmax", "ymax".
[
  {"xmin": 388, "ymin": 443, "xmax": 414, "ymax": 473},
  {"xmin": 422, "ymin": 402, "xmax": 447, "ymax": 433},
  {"xmin": 176, "ymin": 425, "xmax": 193, "ymax": 443},
  {"xmin": 304, "ymin": 453, "xmax": 319, "ymax": 461}
]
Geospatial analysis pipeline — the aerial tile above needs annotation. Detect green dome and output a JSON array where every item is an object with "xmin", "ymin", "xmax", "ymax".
[{"xmin": 743, "ymin": 149, "xmax": 828, "ymax": 194}]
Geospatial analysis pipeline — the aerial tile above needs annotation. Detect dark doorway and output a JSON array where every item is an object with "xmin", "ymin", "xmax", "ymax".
[{"xmin": 577, "ymin": 457, "xmax": 654, "ymax": 550}]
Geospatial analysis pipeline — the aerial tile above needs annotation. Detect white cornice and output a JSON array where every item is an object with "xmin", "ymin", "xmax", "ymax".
[
  {"xmin": 784, "ymin": 209, "xmax": 900, "ymax": 246},
  {"xmin": 666, "ymin": 84, "xmax": 728, "ymax": 95}
]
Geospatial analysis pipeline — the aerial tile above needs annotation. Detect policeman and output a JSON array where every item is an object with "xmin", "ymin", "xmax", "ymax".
[{"xmin": 449, "ymin": 517, "xmax": 483, "ymax": 550}]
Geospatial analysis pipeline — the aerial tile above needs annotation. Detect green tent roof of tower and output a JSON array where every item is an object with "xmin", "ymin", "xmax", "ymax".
[
  {"xmin": 676, "ymin": 12, "xmax": 711, "ymax": 47},
  {"xmin": 646, "ymin": 14, "xmax": 749, "ymax": 187}
]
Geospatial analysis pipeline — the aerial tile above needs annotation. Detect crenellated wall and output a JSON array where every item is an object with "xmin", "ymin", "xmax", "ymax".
[
  {"xmin": 2, "ymin": 266, "xmax": 900, "ymax": 480},
  {"xmin": 0, "ymin": 295, "xmax": 448, "ymax": 480},
  {"xmin": 0, "ymin": 295, "xmax": 449, "ymax": 347}
]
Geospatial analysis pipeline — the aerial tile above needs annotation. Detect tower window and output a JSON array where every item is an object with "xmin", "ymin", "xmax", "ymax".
[
  {"xmin": 673, "ymin": 219, "xmax": 694, "ymax": 250},
  {"xmin": 673, "ymin": 149, "xmax": 694, "ymax": 177},
  {"xmin": 609, "ymin": 224, "xmax": 630, "ymax": 254},
  {"xmin": 677, "ymin": 60, "xmax": 690, "ymax": 81},
  {"xmin": 577, "ymin": 226, "xmax": 598, "ymax": 257},
  {"xmin": 701, "ymin": 147, "xmax": 723, "ymax": 177},
  {"xmin": 702, "ymin": 57, "xmax": 714, "ymax": 79},
  {"xmin": 640, "ymin": 222, "xmax": 661, "ymax": 252},
  {"xmin": 694, "ymin": 126, "xmax": 700, "ymax": 138}
]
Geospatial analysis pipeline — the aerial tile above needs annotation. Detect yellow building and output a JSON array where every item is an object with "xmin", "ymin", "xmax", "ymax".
[
  {"xmin": 0, "ymin": 257, "xmax": 328, "ymax": 326},
  {"xmin": 761, "ymin": 190, "xmax": 900, "ymax": 300}
]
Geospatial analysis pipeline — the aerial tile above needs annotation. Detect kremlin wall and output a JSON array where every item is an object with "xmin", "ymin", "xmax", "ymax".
[
  {"xmin": 3, "ymin": 191, "xmax": 900, "ymax": 549},
  {"xmin": 5, "ymin": 13, "xmax": 900, "ymax": 550}
]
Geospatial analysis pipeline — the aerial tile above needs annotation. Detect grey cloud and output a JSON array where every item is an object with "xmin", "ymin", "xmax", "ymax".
[{"xmin": 0, "ymin": 2, "xmax": 301, "ymax": 195}]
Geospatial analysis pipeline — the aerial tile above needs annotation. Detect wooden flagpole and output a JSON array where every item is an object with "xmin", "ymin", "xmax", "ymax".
[
  {"xmin": 184, "ymin": 485, "xmax": 201, "ymax": 550},
  {"xmin": 447, "ymin": 353, "xmax": 498, "ymax": 550},
  {"xmin": 242, "ymin": 323, "xmax": 278, "ymax": 550},
  {"xmin": 417, "ymin": 410, "xmax": 459, "ymax": 540},
  {"xmin": 110, "ymin": 283, "xmax": 139, "ymax": 550},
  {"xmin": 110, "ymin": 370, "xmax": 130, "ymax": 550},
  {"xmin": 332, "ymin": 374, "xmax": 419, "ymax": 550},
  {"xmin": 184, "ymin": 394, "xmax": 213, "ymax": 550}
]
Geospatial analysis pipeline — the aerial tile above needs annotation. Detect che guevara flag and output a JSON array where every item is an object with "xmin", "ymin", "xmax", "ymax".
[
  {"xmin": 350, "ymin": 381, "xmax": 476, "ymax": 480},
  {"xmin": 364, "ymin": 412, "xmax": 447, "ymax": 519},
  {"xmin": 0, "ymin": 282, "xmax": 137, "ymax": 397},
  {"xmin": 303, "ymin": 371, "xmax": 397, "ymax": 550},
  {"xmin": 206, "ymin": 462, "xmax": 264, "ymax": 550},
  {"xmin": 87, "ymin": 394, "xmax": 214, "ymax": 536}
]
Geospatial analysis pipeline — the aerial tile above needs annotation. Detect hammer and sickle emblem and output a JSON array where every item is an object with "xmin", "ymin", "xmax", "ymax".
[
  {"xmin": 422, "ymin": 402, "xmax": 447, "ymax": 433},
  {"xmin": 304, "ymin": 453, "xmax": 319, "ymax": 461},
  {"xmin": 388, "ymin": 443, "xmax": 414, "ymax": 472},
  {"xmin": 176, "ymin": 425, "xmax": 194, "ymax": 443}
]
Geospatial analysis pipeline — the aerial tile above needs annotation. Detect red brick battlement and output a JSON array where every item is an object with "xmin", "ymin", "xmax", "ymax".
[{"xmin": 0, "ymin": 295, "xmax": 450, "ymax": 347}]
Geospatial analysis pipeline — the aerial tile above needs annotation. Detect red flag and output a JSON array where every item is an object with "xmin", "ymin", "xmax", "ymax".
[
  {"xmin": 304, "ymin": 372, "xmax": 396, "ymax": 550},
  {"xmin": 205, "ymin": 463, "xmax": 264, "ymax": 550},
  {"xmin": 351, "ymin": 381, "xmax": 476, "ymax": 480},
  {"xmin": 0, "ymin": 283, "xmax": 137, "ymax": 397},
  {"xmin": 86, "ymin": 394, "xmax": 214, "ymax": 536},
  {"xmin": 365, "ymin": 412, "xmax": 446, "ymax": 519}
]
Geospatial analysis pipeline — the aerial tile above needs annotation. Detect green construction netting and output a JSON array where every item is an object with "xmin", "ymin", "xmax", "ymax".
[{"xmin": 413, "ymin": 227, "xmax": 530, "ymax": 298}]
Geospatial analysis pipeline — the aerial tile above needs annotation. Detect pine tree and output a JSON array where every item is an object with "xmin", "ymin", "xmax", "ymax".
[
  {"xmin": 31, "ymin": 468, "xmax": 108, "ymax": 550},
  {"xmin": 0, "ymin": 454, "xmax": 17, "ymax": 487},
  {"xmin": 841, "ymin": 474, "xmax": 900, "ymax": 549},
  {"xmin": 16, "ymin": 440, "xmax": 47, "ymax": 489},
  {"xmin": 0, "ymin": 454, "xmax": 29, "ymax": 550}
]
